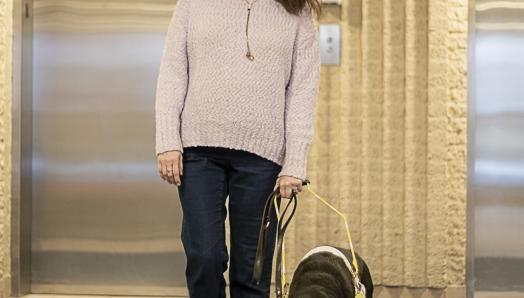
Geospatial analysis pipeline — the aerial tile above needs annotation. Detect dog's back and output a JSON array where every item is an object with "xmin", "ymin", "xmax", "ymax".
[{"xmin": 288, "ymin": 246, "xmax": 374, "ymax": 298}]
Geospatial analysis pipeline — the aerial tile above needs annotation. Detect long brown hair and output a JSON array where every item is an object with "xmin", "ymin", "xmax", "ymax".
[{"xmin": 275, "ymin": 0, "xmax": 322, "ymax": 18}]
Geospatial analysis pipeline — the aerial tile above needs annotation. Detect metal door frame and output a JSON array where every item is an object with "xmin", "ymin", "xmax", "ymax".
[
  {"xmin": 11, "ymin": 0, "xmax": 33, "ymax": 296},
  {"xmin": 466, "ymin": 0, "xmax": 476, "ymax": 297}
]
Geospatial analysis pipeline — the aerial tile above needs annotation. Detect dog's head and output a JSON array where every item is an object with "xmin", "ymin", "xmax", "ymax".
[{"xmin": 288, "ymin": 246, "xmax": 374, "ymax": 298}]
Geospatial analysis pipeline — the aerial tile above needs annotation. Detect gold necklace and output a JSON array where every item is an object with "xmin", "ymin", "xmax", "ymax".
[{"xmin": 243, "ymin": 0, "xmax": 259, "ymax": 61}]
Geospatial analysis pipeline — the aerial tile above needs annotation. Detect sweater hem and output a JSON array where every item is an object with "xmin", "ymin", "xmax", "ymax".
[{"xmin": 180, "ymin": 120, "xmax": 286, "ymax": 167}]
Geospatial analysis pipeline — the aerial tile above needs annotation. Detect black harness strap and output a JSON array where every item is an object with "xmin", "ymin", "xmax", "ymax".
[
  {"xmin": 274, "ymin": 190, "xmax": 298, "ymax": 297},
  {"xmin": 252, "ymin": 180, "xmax": 308, "ymax": 298},
  {"xmin": 252, "ymin": 187, "xmax": 278, "ymax": 285}
]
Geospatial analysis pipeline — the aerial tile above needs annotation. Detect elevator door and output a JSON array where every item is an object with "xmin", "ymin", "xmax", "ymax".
[
  {"xmin": 31, "ymin": 0, "xmax": 188, "ymax": 295},
  {"xmin": 474, "ymin": 0, "xmax": 524, "ymax": 292}
]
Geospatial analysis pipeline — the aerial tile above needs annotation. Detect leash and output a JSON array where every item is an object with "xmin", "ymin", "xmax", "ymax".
[
  {"xmin": 252, "ymin": 179, "xmax": 299, "ymax": 297},
  {"xmin": 252, "ymin": 179, "xmax": 364, "ymax": 298}
]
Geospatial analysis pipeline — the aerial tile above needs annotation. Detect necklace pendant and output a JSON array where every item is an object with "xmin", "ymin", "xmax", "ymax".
[{"xmin": 246, "ymin": 52, "xmax": 255, "ymax": 61}]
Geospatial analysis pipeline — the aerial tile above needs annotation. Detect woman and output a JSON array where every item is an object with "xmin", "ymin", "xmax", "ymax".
[{"xmin": 155, "ymin": 0, "xmax": 321, "ymax": 297}]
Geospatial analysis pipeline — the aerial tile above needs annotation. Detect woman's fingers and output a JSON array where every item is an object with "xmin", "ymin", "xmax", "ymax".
[
  {"xmin": 161, "ymin": 160, "xmax": 170, "ymax": 183},
  {"xmin": 157, "ymin": 158, "xmax": 163, "ymax": 179},
  {"xmin": 157, "ymin": 150, "xmax": 183, "ymax": 185},
  {"xmin": 282, "ymin": 185, "xmax": 292, "ymax": 199},
  {"xmin": 273, "ymin": 177, "xmax": 280, "ymax": 191},
  {"xmin": 168, "ymin": 161, "xmax": 177, "ymax": 185},
  {"xmin": 281, "ymin": 181, "xmax": 291, "ymax": 198},
  {"xmin": 277, "ymin": 176, "xmax": 302, "ymax": 198},
  {"xmin": 164, "ymin": 160, "xmax": 174, "ymax": 184},
  {"xmin": 172, "ymin": 161, "xmax": 181, "ymax": 186},
  {"xmin": 179, "ymin": 154, "xmax": 184, "ymax": 177}
]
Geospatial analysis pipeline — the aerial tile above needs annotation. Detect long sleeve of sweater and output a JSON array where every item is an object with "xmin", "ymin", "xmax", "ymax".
[
  {"xmin": 155, "ymin": 0, "xmax": 189, "ymax": 156},
  {"xmin": 277, "ymin": 8, "xmax": 321, "ymax": 181}
]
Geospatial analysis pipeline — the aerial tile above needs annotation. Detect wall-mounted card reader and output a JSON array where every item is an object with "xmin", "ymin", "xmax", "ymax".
[{"xmin": 319, "ymin": 24, "xmax": 340, "ymax": 65}]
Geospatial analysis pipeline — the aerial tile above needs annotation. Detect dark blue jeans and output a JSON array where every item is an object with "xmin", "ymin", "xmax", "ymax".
[{"xmin": 177, "ymin": 146, "xmax": 282, "ymax": 298}]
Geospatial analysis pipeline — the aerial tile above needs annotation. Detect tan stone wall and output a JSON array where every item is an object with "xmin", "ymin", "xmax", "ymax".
[
  {"xmin": 284, "ymin": 0, "xmax": 468, "ymax": 290},
  {"xmin": 0, "ymin": 0, "xmax": 12, "ymax": 297},
  {"xmin": 0, "ymin": 0, "xmax": 467, "ymax": 295}
]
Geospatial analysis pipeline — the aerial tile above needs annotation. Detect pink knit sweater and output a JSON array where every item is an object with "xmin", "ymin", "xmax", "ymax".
[{"xmin": 155, "ymin": 0, "xmax": 321, "ymax": 180}]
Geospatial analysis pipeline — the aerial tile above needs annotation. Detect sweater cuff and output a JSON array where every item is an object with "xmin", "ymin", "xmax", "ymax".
[
  {"xmin": 156, "ymin": 112, "xmax": 184, "ymax": 155},
  {"xmin": 277, "ymin": 139, "xmax": 310, "ymax": 181}
]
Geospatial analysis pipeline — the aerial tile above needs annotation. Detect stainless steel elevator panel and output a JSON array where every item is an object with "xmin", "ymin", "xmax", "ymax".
[
  {"xmin": 473, "ymin": 0, "xmax": 524, "ymax": 292},
  {"xmin": 31, "ymin": 1, "xmax": 187, "ymax": 295}
]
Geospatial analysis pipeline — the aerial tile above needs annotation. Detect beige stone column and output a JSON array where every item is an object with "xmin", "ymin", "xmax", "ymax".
[
  {"xmin": 0, "ymin": 0, "xmax": 13, "ymax": 297},
  {"xmin": 285, "ymin": 0, "xmax": 468, "ymax": 294}
]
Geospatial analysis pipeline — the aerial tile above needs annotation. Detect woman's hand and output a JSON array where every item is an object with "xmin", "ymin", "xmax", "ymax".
[
  {"xmin": 274, "ymin": 175, "xmax": 304, "ymax": 199},
  {"xmin": 157, "ymin": 150, "xmax": 183, "ymax": 186}
]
